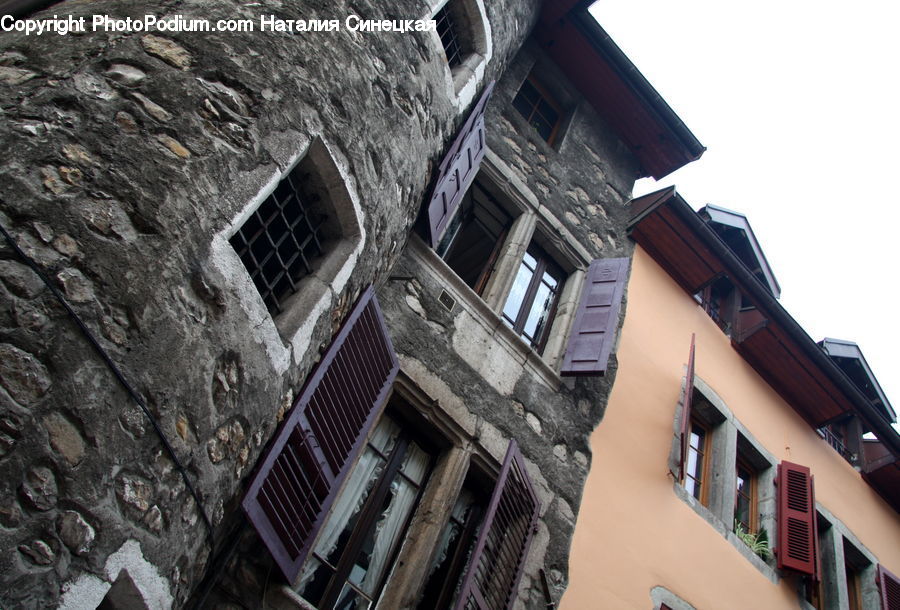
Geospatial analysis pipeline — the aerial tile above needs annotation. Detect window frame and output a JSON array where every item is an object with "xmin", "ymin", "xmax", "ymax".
[
  {"xmin": 734, "ymin": 455, "xmax": 758, "ymax": 534},
  {"xmin": 512, "ymin": 74, "xmax": 564, "ymax": 146},
  {"xmin": 501, "ymin": 242, "xmax": 565, "ymax": 354},
  {"xmin": 683, "ymin": 416, "xmax": 712, "ymax": 506}
]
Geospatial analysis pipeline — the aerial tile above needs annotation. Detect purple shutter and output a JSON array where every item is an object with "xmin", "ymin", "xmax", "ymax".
[
  {"xmin": 878, "ymin": 564, "xmax": 900, "ymax": 610},
  {"xmin": 775, "ymin": 461, "xmax": 818, "ymax": 578},
  {"xmin": 678, "ymin": 334, "xmax": 696, "ymax": 481},
  {"xmin": 426, "ymin": 81, "xmax": 495, "ymax": 247},
  {"xmin": 241, "ymin": 286, "xmax": 399, "ymax": 583},
  {"xmin": 453, "ymin": 440, "xmax": 540, "ymax": 610},
  {"xmin": 560, "ymin": 257, "xmax": 629, "ymax": 376}
]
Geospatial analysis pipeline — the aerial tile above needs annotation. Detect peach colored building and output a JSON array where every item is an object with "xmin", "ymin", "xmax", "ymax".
[{"xmin": 564, "ymin": 187, "xmax": 900, "ymax": 610}]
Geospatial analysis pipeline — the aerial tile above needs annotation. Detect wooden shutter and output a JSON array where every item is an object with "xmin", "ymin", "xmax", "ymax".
[
  {"xmin": 426, "ymin": 81, "xmax": 495, "ymax": 248},
  {"xmin": 878, "ymin": 564, "xmax": 900, "ymax": 610},
  {"xmin": 453, "ymin": 440, "xmax": 541, "ymax": 610},
  {"xmin": 677, "ymin": 334, "xmax": 696, "ymax": 481},
  {"xmin": 775, "ymin": 461, "xmax": 818, "ymax": 578},
  {"xmin": 560, "ymin": 257, "xmax": 629, "ymax": 376},
  {"xmin": 241, "ymin": 286, "xmax": 399, "ymax": 583}
]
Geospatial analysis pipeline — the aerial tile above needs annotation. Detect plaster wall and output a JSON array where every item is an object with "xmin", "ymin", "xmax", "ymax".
[{"xmin": 563, "ymin": 245, "xmax": 900, "ymax": 609}]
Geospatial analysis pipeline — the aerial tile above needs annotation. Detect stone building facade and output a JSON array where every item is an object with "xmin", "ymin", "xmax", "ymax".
[{"xmin": 0, "ymin": 1, "xmax": 702, "ymax": 608}]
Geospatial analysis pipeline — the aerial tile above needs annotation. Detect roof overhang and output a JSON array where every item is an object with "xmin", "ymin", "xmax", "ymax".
[
  {"xmin": 819, "ymin": 338, "xmax": 896, "ymax": 423},
  {"xmin": 628, "ymin": 187, "xmax": 900, "ymax": 461},
  {"xmin": 862, "ymin": 439, "xmax": 900, "ymax": 513},
  {"xmin": 535, "ymin": 2, "xmax": 705, "ymax": 179}
]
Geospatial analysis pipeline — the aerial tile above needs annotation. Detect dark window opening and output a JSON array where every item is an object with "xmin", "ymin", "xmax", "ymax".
[
  {"xmin": 436, "ymin": 179, "xmax": 512, "ymax": 295},
  {"xmin": 502, "ymin": 243, "xmax": 564, "ymax": 354},
  {"xmin": 417, "ymin": 476, "xmax": 487, "ymax": 609},
  {"xmin": 296, "ymin": 412, "xmax": 434, "ymax": 610},
  {"xmin": 435, "ymin": 3, "xmax": 465, "ymax": 68},
  {"xmin": 512, "ymin": 76, "xmax": 563, "ymax": 145},
  {"xmin": 230, "ymin": 163, "xmax": 332, "ymax": 315},
  {"xmin": 695, "ymin": 276, "xmax": 738, "ymax": 335},
  {"xmin": 734, "ymin": 458, "xmax": 756, "ymax": 534}
]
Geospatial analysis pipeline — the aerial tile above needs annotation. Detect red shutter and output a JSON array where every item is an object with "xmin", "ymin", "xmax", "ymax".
[
  {"xmin": 453, "ymin": 440, "xmax": 541, "ymax": 610},
  {"xmin": 241, "ymin": 286, "xmax": 399, "ymax": 583},
  {"xmin": 560, "ymin": 257, "xmax": 629, "ymax": 376},
  {"xmin": 426, "ymin": 81, "xmax": 495, "ymax": 248},
  {"xmin": 678, "ymin": 334, "xmax": 696, "ymax": 481},
  {"xmin": 776, "ymin": 461, "xmax": 818, "ymax": 578},
  {"xmin": 878, "ymin": 564, "xmax": 900, "ymax": 610}
]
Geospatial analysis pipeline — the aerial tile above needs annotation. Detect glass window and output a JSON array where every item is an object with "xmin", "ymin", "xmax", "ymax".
[
  {"xmin": 297, "ymin": 414, "xmax": 433, "ymax": 610},
  {"xmin": 436, "ymin": 180, "xmax": 512, "ymax": 296},
  {"xmin": 512, "ymin": 75, "xmax": 563, "ymax": 145},
  {"xmin": 734, "ymin": 459, "xmax": 756, "ymax": 534},
  {"xmin": 683, "ymin": 419, "xmax": 709, "ymax": 505},
  {"xmin": 501, "ymin": 243, "xmax": 563, "ymax": 353}
]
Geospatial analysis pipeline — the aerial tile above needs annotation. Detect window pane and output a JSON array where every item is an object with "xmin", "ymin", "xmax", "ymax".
[
  {"xmin": 686, "ymin": 448, "xmax": 701, "ymax": 483},
  {"xmin": 522, "ymin": 281, "xmax": 553, "ymax": 340},
  {"xmin": 502, "ymin": 261, "xmax": 534, "ymax": 324},
  {"xmin": 333, "ymin": 583, "xmax": 372, "ymax": 610}
]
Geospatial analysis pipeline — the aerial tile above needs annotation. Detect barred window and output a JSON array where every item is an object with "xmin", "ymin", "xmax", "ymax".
[
  {"xmin": 435, "ymin": 3, "xmax": 464, "ymax": 68},
  {"xmin": 229, "ymin": 164, "xmax": 329, "ymax": 315}
]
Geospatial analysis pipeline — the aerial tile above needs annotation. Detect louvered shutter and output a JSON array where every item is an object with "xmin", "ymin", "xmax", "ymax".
[
  {"xmin": 677, "ymin": 334, "xmax": 696, "ymax": 481},
  {"xmin": 775, "ymin": 461, "xmax": 818, "ymax": 578},
  {"xmin": 878, "ymin": 564, "xmax": 900, "ymax": 610},
  {"xmin": 241, "ymin": 287, "xmax": 399, "ymax": 583},
  {"xmin": 426, "ymin": 81, "xmax": 495, "ymax": 248},
  {"xmin": 560, "ymin": 257, "xmax": 629, "ymax": 376},
  {"xmin": 453, "ymin": 440, "xmax": 541, "ymax": 610}
]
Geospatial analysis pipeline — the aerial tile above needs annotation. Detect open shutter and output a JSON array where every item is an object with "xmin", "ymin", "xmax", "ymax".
[
  {"xmin": 453, "ymin": 440, "xmax": 541, "ymax": 610},
  {"xmin": 677, "ymin": 334, "xmax": 696, "ymax": 480},
  {"xmin": 560, "ymin": 257, "xmax": 629, "ymax": 376},
  {"xmin": 877, "ymin": 564, "xmax": 900, "ymax": 610},
  {"xmin": 426, "ymin": 81, "xmax": 495, "ymax": 247},
  {"xmin": 776, "ymin": 461, "xmax": 818, "ymax": 578},
  {"xmin": 241, "ymin": 286, "xmax": 399, "ymax": 583}
]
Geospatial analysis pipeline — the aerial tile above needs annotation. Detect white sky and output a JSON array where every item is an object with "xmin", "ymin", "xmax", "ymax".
[{"xmin": 589, "ymin": 0, "xmax": 900, "ymax": 424}]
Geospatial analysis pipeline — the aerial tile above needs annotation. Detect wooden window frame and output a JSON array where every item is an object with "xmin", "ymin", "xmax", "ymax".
[
  {"xmin": 512, "ymin": 75, "xmax": 564, "ymax": 146},
  {"xmin": 734, "ymin": 456, "xmax": 758, "ymax": 534},
  {"xmin": 683, "ymin": 416, "xmax": 712, "ymax": 507},
  {"xmin": 501, "ymin": 242, "xmax": 564, "ymax": 354}
]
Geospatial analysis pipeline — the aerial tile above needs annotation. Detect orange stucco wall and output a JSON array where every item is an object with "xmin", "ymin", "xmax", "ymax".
[{"xmin": 562, "ymin": 246, "xmax": 900, "ymax": 609}]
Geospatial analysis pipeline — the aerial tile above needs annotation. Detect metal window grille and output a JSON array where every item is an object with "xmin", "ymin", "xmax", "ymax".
[
  {"xmin": 435, "ymin": 4, "xmax": 463, "ymax": 68},
  {"xmin": 230, "ymin": 165, "xmax": 327, "ymax": 315},
  {"xmin": 817, "ymin": 427, "xmax": 853, "ymax": 462}
]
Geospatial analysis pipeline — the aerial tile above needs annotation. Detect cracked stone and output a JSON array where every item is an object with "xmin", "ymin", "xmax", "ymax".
[
  {"xmin": 0, "ymin": 66, "xmax": 37, "ymax": 85},
  {"xmin": 141, "ymin": 35, "xmax": 191, "ymax": 69},
  {"xmin": 62, "ymin": 143, "xmax": 95, "ymax": 166},
  {"xmin": 0, "ymin": 500, "xmax": 22, "ymax": 527},
  {"xmin": 116, "ymin": 475, "xmax": 153, "ymax": 513},
  {"xmin": 0, "ymin": 260, "xmax": 44, "ymax": 298},
  {"xmin": 143, "ymin": 505, "xmax": 163, "ymax": 533},
  {"xmin": 20, "ymin": 465, "xmax": 57, "ymax": 511},
  {"xmin": 132, "ymin": 92, "xmax": 171, "ymax": 122},
  {"xmin": 105, "ymin": 63, "xmax": 146, "ymax": 86},
  {"xmin": 115, "ymin": 111, "xmax": 139, "ymax": 135},
  {"xmin": 58, "ymin": 166, "xmax": 83, "ymax": 185},
  {"xmin": 56, "ymin": 268, "xmax": 95, "ymax": 303},
  {"xmin": 156, "ymin": 135, "xmax": 190, "ymax": 158},
  {"xmin": 43, "ymin": 413, "xmax": 86, "ymax": 466},
  {"xmin": 19, "ymin": 540, "xmax": 54, "ymax": 566},
  {"xmin": 57, "ymin": 510, "xmax": 95, "ymax": 555},
  {"xmin": 0, "ymin": 343, "xmax": 51, "ymax": 406},
  {"xmin": 40, "ymin": 166, "xmax": 67, "ymax": 194}
]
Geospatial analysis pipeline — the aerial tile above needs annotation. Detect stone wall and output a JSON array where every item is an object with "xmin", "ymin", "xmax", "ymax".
[{"xmin": 0, "ymin": 0, "xmax": 539, "ymax": 607}]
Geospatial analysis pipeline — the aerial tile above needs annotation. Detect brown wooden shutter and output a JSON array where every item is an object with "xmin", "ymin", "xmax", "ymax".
[
  {"xmin": 560, "ymin": 257, "xmax": 629, "ymax": 376},
  {"xmin": 677, "ymin": 334, "xmax": 696, "ymax": 481},
  {"xmin": 241, "ymin": 286, "xmax": 399, "ymax": 583},
  {"xmin": 775, "ymin": 460, "xmax": 818, "ymax": 578},
  {"xmin": 426, "ymin": 81, "xmax": 495, "ymax": 248},
  {"xmin": 878, "ymin": 564, "xmax": 900, "ymax": 610},
  {"xmin": 453, "ymin": 440, "xmax": 541, "ymax": 610}
]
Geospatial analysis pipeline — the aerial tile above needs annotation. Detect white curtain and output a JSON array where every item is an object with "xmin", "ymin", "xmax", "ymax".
[
  {"xmin": 297, "ymin": 418, "xmax": 400, "ymax": 592},
  {"xmin": 359, "ymin": 442, "xmax": 430, "ymax": 595}
]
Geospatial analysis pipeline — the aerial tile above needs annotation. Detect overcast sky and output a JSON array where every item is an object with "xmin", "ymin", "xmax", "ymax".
[{"xmin": 589, "ymin": 0, "xmax": 900, "ymax": 424}]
